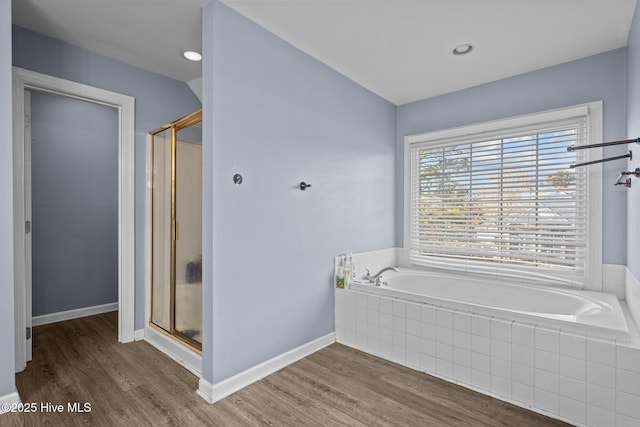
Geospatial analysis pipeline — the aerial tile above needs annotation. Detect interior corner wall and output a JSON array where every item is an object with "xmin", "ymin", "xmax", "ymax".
[
  {"xmin": 203, "ymin": 0, "xmax": 397, "ymax": 383},
  {"xmin": 0, "ymin": 0, "xmax": 16, "ymax": 397},
  {"xmin": 627, "ymin": 2, "xmax": 640, "ymax": 281},
  {"xmin": 12, "ymin": 26, "xmax": 202, "ymax": 329},
  {"xmin": 396, "ymin": 48, "xmax": 628, "ymax": 266}
]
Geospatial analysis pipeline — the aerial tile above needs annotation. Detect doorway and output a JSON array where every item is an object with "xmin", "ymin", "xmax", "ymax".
[
  {"xmin": 13, "ymin": 67, "xmax": 135, "ymax": 372},
  {"xmin": 28, "ymin": 89, "xmax": 119, "ymax": 328}
]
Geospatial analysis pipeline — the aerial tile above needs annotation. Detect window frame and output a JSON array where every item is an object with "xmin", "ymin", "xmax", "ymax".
[{"xmin": 403, "ymin": 102, "xmax": 603, "ymax": 290}]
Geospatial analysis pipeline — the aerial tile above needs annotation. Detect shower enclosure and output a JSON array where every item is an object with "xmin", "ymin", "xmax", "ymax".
[{"xmin": 149, "ymin": 109, "xmax": 202, "ymax": 351}]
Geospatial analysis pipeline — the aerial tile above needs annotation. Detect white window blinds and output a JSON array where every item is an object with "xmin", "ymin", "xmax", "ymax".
[{"xmin": 408, "ymin": 112, "xmax": 590, "ymax": 286}]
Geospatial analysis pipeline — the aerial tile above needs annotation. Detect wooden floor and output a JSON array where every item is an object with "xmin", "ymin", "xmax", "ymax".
[{"xmin": 3, "ymin": 312, "xmax": 570, "ymax": 426}]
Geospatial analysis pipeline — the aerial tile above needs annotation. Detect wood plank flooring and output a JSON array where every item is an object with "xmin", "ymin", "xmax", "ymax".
[{"xmin": 3, "ymin": 312, "xmax": 570, "ymax": 426}]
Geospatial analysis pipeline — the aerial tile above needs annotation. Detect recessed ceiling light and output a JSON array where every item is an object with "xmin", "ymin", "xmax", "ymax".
[
  {"xmin": 181, "ymin": 49, "xmax": 202, "ymax": 62},
  {"xmin": 453, "ymin": 44, "xmax": 475, "ymax": 56}
]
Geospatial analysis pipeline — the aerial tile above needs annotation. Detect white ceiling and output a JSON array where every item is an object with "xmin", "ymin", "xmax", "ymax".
[
  {"xmin": 12, "ymin": 0, "xmax": 638, "ymax": 105},
  {"xmin": 12, "ymin": 0, "xmax": 205, "ymax": 83}
]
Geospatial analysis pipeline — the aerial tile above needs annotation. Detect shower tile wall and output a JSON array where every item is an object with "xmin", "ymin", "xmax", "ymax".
[{"xmin": 335, "ymin": 289, "xmax": 640, "ymax": 427}]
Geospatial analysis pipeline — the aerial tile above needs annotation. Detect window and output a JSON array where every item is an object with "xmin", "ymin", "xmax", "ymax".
[{"xmin": 404, "ymin": 103, "xmax": 602, "ymax": 288}]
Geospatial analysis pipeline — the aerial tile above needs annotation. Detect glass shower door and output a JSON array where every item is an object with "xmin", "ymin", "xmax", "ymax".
[
  {"xmin": 150, "ymin": 110, "xmax": 202, "ymax": 351},
  {"xmin": 174, "ymin": 122, "xmax": 202, "ymax": 346}
]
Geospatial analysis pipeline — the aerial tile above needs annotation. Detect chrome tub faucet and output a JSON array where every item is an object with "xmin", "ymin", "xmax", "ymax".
[{"xmin": 363, "ymin": 266, "xmax": 399, "ymax": 286}]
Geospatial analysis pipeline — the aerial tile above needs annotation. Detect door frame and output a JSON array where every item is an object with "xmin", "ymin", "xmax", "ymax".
[{"xmin": 12, "ymin": 67, "xmax": 136, "ymax": 371}]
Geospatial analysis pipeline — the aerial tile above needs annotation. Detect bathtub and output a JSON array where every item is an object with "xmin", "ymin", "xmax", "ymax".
[{"xmin": 349, "ymin": 269, "xmax": 630, "ymax": 342}]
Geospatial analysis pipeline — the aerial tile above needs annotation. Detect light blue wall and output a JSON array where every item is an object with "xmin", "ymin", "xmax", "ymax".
[
  {"xmin": 30, "ymin": 92, "xmax": 119, "ymax": 316},
  {"xmin": 202, "ymin": 2, "xmax": 214, "ymax": 382},
  {"xmin": 627, "ymin": 3, "xmax": 640, "ymax": 281},
  {"xmin": 13, "ymin": 26, "xmax": 202, "ymax": 329},
  {"xmin": 203, "ymin": 0, "xmax": 397, "ymax": 383},
  {"xmin": 397, "ymin": 49, "xmax": 628, "ymax": 265},
  {"xmin": 0, "ymin": 0, "xmax": 16, "ymax": 398}
]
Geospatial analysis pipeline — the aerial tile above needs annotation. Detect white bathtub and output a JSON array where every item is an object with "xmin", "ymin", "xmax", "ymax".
[{"xmin": 349, "ymin": 269, "xmax": 630, "ymax": 342}]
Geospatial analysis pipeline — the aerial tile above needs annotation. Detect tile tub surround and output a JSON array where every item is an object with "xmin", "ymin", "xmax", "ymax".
[{"xmin": 335, "ymin": 288, "xmax": 640, "ymax": 427}]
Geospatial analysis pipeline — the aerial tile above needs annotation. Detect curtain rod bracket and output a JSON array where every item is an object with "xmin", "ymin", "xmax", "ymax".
[
  {"xmin": 615, "ymin": 178, "xmax": 632, "ymax": 188},
  {"xmin": 614, "ymin": 168, "xmax": 640, "ymax": 187}
]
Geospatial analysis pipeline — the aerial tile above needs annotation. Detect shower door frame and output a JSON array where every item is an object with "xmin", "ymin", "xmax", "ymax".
[{"xmin": 148, "ymin": 109, "xmax": 202, "ymax": 352}]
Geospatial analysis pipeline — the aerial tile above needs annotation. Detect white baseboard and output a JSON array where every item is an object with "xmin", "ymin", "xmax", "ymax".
[
  {"xmin": 0, "ymin": 392, "xmax": 21, "ymax": 414},
  {"xmin": 32, "ymin": 302, "xmax": 118, "ymax": 326},
  {"xmin": 197, "ymin": 332, "xmax": 335, "ymax": 404},
  {"xmin": 196, "ymin": 378, "xmax": 215, "ymax": 403},
  {"xmin": 134, "ymin": 329, "xmax": 145, "ymax": 341},
  {"xmin": 144, "ymin": 326, "xmax": 202, "ymax": 377}
]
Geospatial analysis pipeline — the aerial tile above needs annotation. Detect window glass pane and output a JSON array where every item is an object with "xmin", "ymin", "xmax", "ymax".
[{"xmin": 409, "ymin": 116, "xmax": 587, "ymax": 285}]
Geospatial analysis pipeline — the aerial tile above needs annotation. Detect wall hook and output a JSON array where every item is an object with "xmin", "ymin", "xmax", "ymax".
[{"xmin": 299, "ymin": 182, "xmax": 311, "ymax": 191}]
